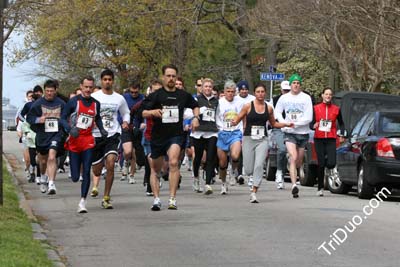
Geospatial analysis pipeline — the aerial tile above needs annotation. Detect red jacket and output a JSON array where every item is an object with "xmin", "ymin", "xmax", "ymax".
[{"xmin": 313, "ymin": 102, "xmax": 341, "ymax": 139}]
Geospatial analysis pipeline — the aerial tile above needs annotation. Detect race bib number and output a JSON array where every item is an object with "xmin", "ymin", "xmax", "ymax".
[
  {"xmin": 251, "ymin": 126, "xmax": 265, "ymax": 140},
  {"xmin": 102, "ymin": 119, "xmax": 113, "ymax": 130},
  {"xmin": 223, "ymin": 119, "xmax": 234, "ymax": 131},
  {"xmin": 76, "ymin": 114, "xmax": 93, "ymax": 129},
  {"xmin": 319, "ymin": 119, "xmax": 332, "ymax": 132},
  {"xmin": 202, "ymin": 108, "xmax": 215, "ymax": 122},
  {"xmin": 289, "ymin": 111, "xmax": 301, "ymax": 121},
  {"xmin": 162, "ymin": 106, "xmax": 179, "ymax": 123},
  {"xmin": 45, "ymin": 118, "xmax": 58, "ymax": 132}
]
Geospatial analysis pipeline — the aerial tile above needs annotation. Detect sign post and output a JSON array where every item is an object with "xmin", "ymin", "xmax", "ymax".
[{"xmin": 260, "ymin": 71, "xmax": 285, "ymax": 101}]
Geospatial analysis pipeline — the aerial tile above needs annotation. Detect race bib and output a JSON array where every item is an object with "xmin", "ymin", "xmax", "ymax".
[
  {"xmin": 76, "ymin": 114, "xmax": 93, "ymax": 129},
  {"xmin": 288, "ymin": 111, "xmax": 301, "ymax": 121},
  {"xmin": 319, "ymin": 119, "xmax": 332, "ymax": 132},
  {"xmin": 202, "ymin": 108, "xmax": 215, "ymax": 122},
  {"xmin": 162, "ymin": 106, "xmax": 179, "ymax": 123},
  {"xmin": 102, "ymin": 119, "xmax": 113, "ymax": 130},
  {"xmin": 223, "ymin": 119, "xmax": 234, "ymax": 131},
  {"xmin": 45, "ymin": 118, "xmax": 58, "ymax": 132},
  {"xmin": 251, "ymin": 126, "xmax": 265, "ymax": 140}
]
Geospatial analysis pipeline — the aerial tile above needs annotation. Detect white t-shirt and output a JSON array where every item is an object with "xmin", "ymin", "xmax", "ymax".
[
  {"xmin": 274, "ymin": 91, "xmax": 313, "ymax": 134},
  {"xmin": 216, "ymin": 96, "xmax": 245, "ymax": 132},
  {"xmin": 91, "ymin": 90, "xmax": 130, "ymax": 138},
  {"xmin": 239, "ymin": 94, "xmax": 255, "ymax": 104}
]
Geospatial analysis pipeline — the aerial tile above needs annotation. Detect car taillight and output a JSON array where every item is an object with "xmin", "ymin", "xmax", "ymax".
[{"xmin": 376, "ymin": 138, "xmax": 395, "ymax": 158}]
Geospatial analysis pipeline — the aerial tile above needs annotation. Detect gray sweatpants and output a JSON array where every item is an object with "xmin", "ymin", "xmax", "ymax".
[{"xmin": 242, "ymin": 136, "xmax": 269, "ymax": 187}]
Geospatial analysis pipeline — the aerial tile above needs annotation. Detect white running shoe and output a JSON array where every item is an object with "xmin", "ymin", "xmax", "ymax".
[
  {"xmin": 35, "ymin": 176, "xmax": 40, "ymax": 185},
  {"xmin": 128, "ymin": 175, "xmax": 136, "ymax": 184},
  {"xmin": 275, "ymin": 170, "xmax": 284, "ymax": 189},
  {"xmin": 40, "ymin": 175, "xmax": 48, "ymax": 193},
  {"xmin": 204, "ymin": 184, "xmax": 213, "ymax": 195},
  {"xmin": 79, "ymin": 176, "xmax": 83, "ymax": 182},
  {"xmin": 192, "ymin": 177, "xmax": 200, "ymax": 192},
  {"xmin": 250, "ymin": 192, "xmax": 259, "ymax": 203},
  {"xmin": 317, "ymin": 189, "xmax": 324, "ymax": 197},
  {"xmin": 248, "ymin": 176, "xmax": 254, "ymax": 191},
  {"xmin": 47, "ymin": 183, "xmax": 57, "ymax": 195},
  {"xmin": 151, "ymin": 197, "xmax": 162, "ymax": 211},
  {"xmin": 220, "ymin": 184, "xmax": 228, "ymax": 195},
  {"xmin": 77, "ymin": 200, "xmax": 88, "ymax": 213},
  {"xmin": 121, "ymin": 162, "xmax": 129, "ymax": 181},
  {"xmin": 229, "ymin": 175, "xmax": 236, "ymax": 186},
  {"xmin": 40, "ymin": 183, "xmax": 47, "ymax": 193}
]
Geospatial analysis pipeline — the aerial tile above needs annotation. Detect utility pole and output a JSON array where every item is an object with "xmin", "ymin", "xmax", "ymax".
[{"xmin": 1, "ymin": 0, "xmax": 9, "ymax": 206}]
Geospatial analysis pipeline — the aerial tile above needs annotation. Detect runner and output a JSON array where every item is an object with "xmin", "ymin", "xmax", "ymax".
[
  {"xmin": 141, "ymin": 64, "xmax": 199, "ymax": 211},
  {"xmin": 26, "ymin": 80, "xmax": 66, "ymax": 194},
  {"xmin": 215, "ymin": 80, "xmax": 245, "ymax": 194},
  {"xmin": 121, "ymin": 81, "xmax": 145, "ymax": 184},
  {"xmin": 61, "ymin": 75, "xmax": 107, "ymax": 213},
  {"xmin": 190, "ymin": 78, "xmax": 219, "ymax": 195},
  {"xmin": 91, "ymin": 69, "xmax": 130, "ymax": 209},
  {"xmin": 232, "ymin": 84, "xmax": 293, "ymax": 203},
  {"xmin": 313, "ymin": 87, "xmax": 345, "ymax": 196},
  {"xmin": 274, "ymin": 74, "xmax": 313, "ymax": 198}
]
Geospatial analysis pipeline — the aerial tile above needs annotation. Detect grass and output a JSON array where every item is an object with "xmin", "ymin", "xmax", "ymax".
[{"xmin": 0, "ymin": 163, "xmax": 52, "ymax": 267}]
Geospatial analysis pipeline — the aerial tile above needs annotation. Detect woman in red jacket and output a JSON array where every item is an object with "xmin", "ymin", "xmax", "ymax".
[{"xmin": 313, "ymin": 87, "xmax": 345, "ymax": 196}]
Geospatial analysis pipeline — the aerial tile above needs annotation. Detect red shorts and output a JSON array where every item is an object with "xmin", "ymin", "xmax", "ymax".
[{"xmin": 64, "ymin": 134, "xmax": 95, "ymax": 153}]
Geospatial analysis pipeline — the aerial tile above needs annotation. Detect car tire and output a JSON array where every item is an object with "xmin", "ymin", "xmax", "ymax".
[
  {"xmin": 357, "ymin": 163, "xmax": 375, "ymax": 199},
  {"xmin": 327, "ymin": 167, "xmax": 351, "ymax": 194},
  {"xmin": 299, "ymin": 154, "xmax": 317, "ymax": 187},
  {"xmin": 265, "ymin": 157, "xmax": 277, "ymax": 181}
]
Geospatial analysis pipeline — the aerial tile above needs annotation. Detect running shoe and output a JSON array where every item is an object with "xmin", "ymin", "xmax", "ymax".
[
  {"xmin": 47, "ymin": 183, "xmax": 57, "ymax": 195},
  {"xmin": 237, "ymin": 175, "xmax": 245, "ymax": 185},
  {"xmin": 40, "ymin": 183, "xmax": 47, "ymax": 193},
  {"xmin": 204, "ymin": 184, "xmax": 213, "ymax": 195},
  {"xmin": 292, "ymin": 184, "xmax": 299, "ymax": 198},
  {"xmin": 168, "ymin": 197, "xmax": 177, "ymax": 210},
  {"xmin": 79, "ymin": 176, "xmax": 83, "ymax": 182},
  {"xmin": 192, "ymin": 177, "xmax": 200, "ymax": 192},
  {"xmin": 35, "ymin": 176, "xmax": 40, "ymax": 185},
  {"xmin": 247, "ymin": 176, "xmax": 254, "ymax": 191},
  {"xmin": 57, "ymin": 168, "xmax": 65, "ymax": 173},
  {"xmin": 229, "ymin": 175, "xmax": 236, "ymax": 186},
  {"xmin": 250, "ymin": 192, "xmax": 259, "ymax": 203},
  {"xmin": 220, "ymin": 184, "xmax": 228, "ymax": 195},
  {"xmin": 77, "ymin": 200, "xmax": 88, "ymax": 213},
  {"xmin": 151, "ymin": 197, "xmax": 161, "ymax": 211},
  {"xmin": 128, "ymin": 175, "xmax": 136, "ymax": 184},
  {"xmin": 275, "ymin": 170, "xmax": 284, "ymax": 189},
  {"xmin": 90, "ymin": 187, "xmax": 98, "ymax": 197},
  {"xmin": 101, "ymin": 196, "xmax": 113, "ymax": 209},
  {"xmin": 317, "ymin": 189, "xmax": 324, "ymax": 197}
]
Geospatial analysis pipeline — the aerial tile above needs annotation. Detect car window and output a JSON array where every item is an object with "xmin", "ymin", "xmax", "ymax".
[
  {"xmin": 349, "ymin": 98, "xmax": 399, "ymax": 131},
  {"xmin": 351, "ymin": 113, "xmax": 370, "ymax": 137},
  {"xmin": 359, "ymin": 114, "xmax": 375, "ymax": 136},
  {"xmin": 379, "ymin": 114, "xmax": 400, "ymax": 135}
]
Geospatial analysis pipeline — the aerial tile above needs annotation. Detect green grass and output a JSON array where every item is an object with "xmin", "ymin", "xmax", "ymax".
[{"xmin": 0, "ymin": 163, "xmax": 52, "ymax": 267}]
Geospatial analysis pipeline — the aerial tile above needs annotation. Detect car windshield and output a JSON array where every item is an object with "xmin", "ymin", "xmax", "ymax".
[{"xmin": 379, "ymin": 114, "xmax": 400, "ymax": 135}]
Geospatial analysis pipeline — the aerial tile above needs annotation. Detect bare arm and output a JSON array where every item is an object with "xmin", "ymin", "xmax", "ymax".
[
  {"xmin": 231, "ymin": 103, "xmax": 250, "ymax": 126},
  {"xmin": 268, "ymin": 106, "xmax": 293, "ymax": 129}
]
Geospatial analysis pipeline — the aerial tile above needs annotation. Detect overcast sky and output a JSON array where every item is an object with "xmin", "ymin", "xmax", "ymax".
[{"xmin": 3, "ymin": 33, "xmax": 42, "ymax": 109}]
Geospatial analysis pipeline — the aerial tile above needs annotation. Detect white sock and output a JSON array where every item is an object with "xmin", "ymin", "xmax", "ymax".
[{"xmin": 48, "ymin": 180, "xmax": 54, "ymax": 186}]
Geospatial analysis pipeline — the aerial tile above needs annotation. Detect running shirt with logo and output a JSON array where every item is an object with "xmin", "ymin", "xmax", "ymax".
[
  {"xmin": 91, "ymin": 90, "xmax": 130, "ymax": 138},
  {"xmin": 140, "ymin": 87, "xmax": 199, "ymax": 142},
  {"xmin": 274, "ymin": 91, "xmax": 313, "ymax": 134},
  {"xmin": 216, "ymin": 96, "xmax": 245, "ymax": 132},
  {"xmin": 61, "ymin": 95, "xmax": 104, "ymax": 152},
  {"xmin": 26, "ymin": 96, "xmax": 66, "ymax": 147}
]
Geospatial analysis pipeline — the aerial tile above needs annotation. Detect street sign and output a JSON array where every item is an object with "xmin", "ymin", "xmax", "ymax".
[{"xmin": 260, "ymin": 72, "xmax": 285, "ymax": 81}]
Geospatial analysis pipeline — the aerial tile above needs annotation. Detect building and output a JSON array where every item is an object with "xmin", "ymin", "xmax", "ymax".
[{"xmin": 2, "ymin": 97, "xmax": 18, "ymax": 129}]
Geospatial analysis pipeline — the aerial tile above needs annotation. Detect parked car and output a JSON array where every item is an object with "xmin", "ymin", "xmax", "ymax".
[
  {"xmin": 266, "ymin": 92, "xmax": 400, "ymax": 185},
  {"xmin": 328, "ymin": 111, "xmax": 400, "ymax": 199}
]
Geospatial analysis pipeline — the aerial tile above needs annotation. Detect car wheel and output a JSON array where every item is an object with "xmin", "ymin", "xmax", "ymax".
[
  {"xmin": 327, "ymin": 167, "xmax": 351, "ymax": 194},
  {"xmin": 265, "ymin": 157, "xmax": 277, "ymax": 181},
  {"xmin": 299, "ymin": 154, "xmax": 317, "ymax": 187},
  {"xmin": 357, "ymin": 163, "xmax": 375, "ymax": 199}
]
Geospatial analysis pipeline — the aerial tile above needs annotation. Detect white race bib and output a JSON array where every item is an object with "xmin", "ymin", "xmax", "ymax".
[
  {"xmin": 45, "ymin": 118, "xmax": 58, "ymax": 132},
  {"xmin": 223, "ymin": 119, "xmax": 234, "ymax": 131},
  {"xmin": 162, "ymin": 106, "xmax": 179, "ymax": 123},
  {"xmin": 251, "ymin": 126, "xmax": 265, "ymax": 140},
  {"xmin": 202, "ymin": 108, "xmax": 215, "ymax": 122},
  {"xmin": 319, "ymin": 119, "xmax": 332, "ymax": 132},
  {"xmin": 102, "ymin": 119, "xmax": 113, "ymax": 130},
  {"xmin": 76, "ymin": 114, "xmax": 93, "ymax": 129},
  {"xmin": 289, "ymin": 111, "xmax": 301, "ymax": 121}
]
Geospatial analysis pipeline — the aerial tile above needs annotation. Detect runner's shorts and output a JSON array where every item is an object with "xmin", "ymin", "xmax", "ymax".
[
  {"xmin": 150, "ymin": 136, "xmax": 183, "ymax": 159},
  {"xmin": 216, "ymin": 130, "xmax": 242, "ymax": 152},
  {"xmin": 92, "ymin": 133, "xmax": 121, "ymax": 165},
  {"xmin": 284, "ymin": 133, "xmax": 309, "ymax": 148}
]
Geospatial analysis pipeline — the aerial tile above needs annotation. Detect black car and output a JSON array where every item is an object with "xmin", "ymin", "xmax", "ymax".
[{"xmin": 329, "ymin": 111, "xmax": 400, "ymax": 199}]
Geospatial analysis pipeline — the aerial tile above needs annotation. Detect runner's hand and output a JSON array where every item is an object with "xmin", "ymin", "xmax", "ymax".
[{"xmin": 152, "ymin": 109, "xmax": 163, "ymax": 118}]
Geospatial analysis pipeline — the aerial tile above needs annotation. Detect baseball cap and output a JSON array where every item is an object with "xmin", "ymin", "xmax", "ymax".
[
  {"xmin": 237, "ymin": 80, "xmax": 249, "ymax": 90},
  {"xmin": 280, "ymin": 80, "xmax": 291, "ymax": 90}
]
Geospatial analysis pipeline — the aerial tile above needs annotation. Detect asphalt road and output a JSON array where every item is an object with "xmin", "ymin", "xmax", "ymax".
[{"xmin": 3, "ymin": 131, "xmax": 400, "ymax": 267}]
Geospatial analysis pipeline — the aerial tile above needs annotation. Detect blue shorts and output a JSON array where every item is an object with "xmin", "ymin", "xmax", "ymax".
[
  {"xmin": 217, "ymin": 130, "xmax": 242, "ymax": 152},
  {"xmin": 151, "ymin": 136, "xmax": 183, "ymax": 159},
  {"xmin": 284, "ymin": 133, "xmax": 309, "ymax": 148}
]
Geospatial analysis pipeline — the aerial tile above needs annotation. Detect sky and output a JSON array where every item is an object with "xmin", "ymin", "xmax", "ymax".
[{"xmin": 2, "ymin": 33, "xmax": 41, "ymax": 109}]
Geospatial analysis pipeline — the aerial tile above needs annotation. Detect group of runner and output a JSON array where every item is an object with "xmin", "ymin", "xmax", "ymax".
[{"xmin": 16, "ymin": 64, "xmax": 345, "ymax": 212}]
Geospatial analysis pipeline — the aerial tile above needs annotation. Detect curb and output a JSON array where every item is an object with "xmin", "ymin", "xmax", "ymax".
[{"xmin": 3, "ymin": 155, "xmax": 67, "ymax": 267}]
